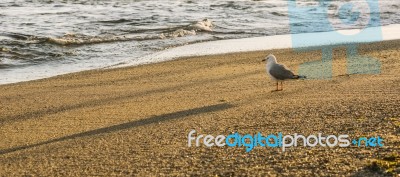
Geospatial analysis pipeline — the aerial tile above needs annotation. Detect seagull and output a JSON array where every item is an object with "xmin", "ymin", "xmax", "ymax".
[{"xmin": 262, "ymin": 54, "xmax": 306, "ymax": 91}]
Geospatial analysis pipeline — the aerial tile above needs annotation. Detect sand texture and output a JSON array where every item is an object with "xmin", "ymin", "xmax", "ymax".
[{"xmin": 0, "ymin": 40, "xmax": 399, "ymax": 176}]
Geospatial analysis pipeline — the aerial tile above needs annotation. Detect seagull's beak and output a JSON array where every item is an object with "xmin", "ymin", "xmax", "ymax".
[{"xmin": 261, "ymin": 59, "xmax": 266, "ymax": 62}]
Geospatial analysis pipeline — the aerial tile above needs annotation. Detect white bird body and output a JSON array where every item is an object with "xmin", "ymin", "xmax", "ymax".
[
  {"xmin": 263, "ymin": 54, "xmax": 305, "ymax": 91},
  {"xmin": 266, "ymin": 58, "xmax": 277, "ymax": 81},
  {"xmin": 266, "ymin": 57, "xmax": 283, "ymax": 81}
]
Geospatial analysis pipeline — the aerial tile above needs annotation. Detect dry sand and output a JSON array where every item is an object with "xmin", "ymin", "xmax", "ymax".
[{"xmin": 0, "ymin": 40, "xmax": 399, "ymax": 176}]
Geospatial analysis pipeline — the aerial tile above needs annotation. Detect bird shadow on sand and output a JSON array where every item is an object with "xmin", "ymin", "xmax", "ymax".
[{"xmin": 0, "ymin": 103, "xmax": 233, "ymax": 155}]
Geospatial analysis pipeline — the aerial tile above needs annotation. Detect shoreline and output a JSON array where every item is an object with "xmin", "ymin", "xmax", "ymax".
[
  {"xmin": 2, "ymin": 24, "xmax": 400, "ymax": 85},
  {"xmin": 0, "ymin": 39, "xmax": 399, "ymax": 175},
  {"xmin": 123, "ymin": 24, "xmax": 400, "ymax": 67}
]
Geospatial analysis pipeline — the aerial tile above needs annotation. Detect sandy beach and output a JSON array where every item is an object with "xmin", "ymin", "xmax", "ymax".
[{"xmin": 0, "ymin": 40, "xmax": 399, "ymax": 176}]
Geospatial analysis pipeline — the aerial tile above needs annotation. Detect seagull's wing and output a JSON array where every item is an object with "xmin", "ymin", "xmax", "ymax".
[{"xmin": 269, "ymin": 63, "xmax": 295, "ymax": 80}]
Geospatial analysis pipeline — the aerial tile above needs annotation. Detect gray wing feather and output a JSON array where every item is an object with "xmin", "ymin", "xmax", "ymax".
[{"xmin": 269, "ymin": 64, "xmax": 295, "ymax": 80}]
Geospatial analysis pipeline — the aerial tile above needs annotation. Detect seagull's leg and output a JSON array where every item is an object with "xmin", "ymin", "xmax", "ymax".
[
  {"xmin": 276, "ymin": 82, "xmax": 279, "ymax": 91},
  {"xmin": 281, "ymin": 81, "xmax": 283, "ymax": 91}
]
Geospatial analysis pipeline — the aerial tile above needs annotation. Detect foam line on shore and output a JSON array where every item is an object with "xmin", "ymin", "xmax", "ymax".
[{"xmin": 118, "ymin": 24, "xmax": 400, "ymax": 67}]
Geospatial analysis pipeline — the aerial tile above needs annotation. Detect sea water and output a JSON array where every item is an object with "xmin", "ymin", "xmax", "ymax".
[{"xmin": 0, "ymin": 0, "xmax": 399, "ymax": 84}]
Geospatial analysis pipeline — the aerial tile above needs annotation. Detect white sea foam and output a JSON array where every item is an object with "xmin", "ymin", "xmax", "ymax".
[{"xmin": 190, "ymin": 19, "xmax": 213, "ymax": 32}]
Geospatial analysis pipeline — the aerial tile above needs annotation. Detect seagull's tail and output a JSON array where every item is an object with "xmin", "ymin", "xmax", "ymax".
[{"xmin": 293, "ymin": 75, "xmax": 307, "ymax": 79}]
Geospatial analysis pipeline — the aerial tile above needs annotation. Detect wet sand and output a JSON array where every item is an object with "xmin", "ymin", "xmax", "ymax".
[{"xmin": 0, "ymin": 40, "xmax": 399, "ymax": 176}]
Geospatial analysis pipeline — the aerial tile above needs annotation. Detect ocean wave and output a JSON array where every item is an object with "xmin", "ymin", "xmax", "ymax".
[
  {"xmin": 0, "ymin": 58, "xmax": 26, "ymax": 69},
  {"xmin": 1, "ymin": 18, "xmax": 214, "ymax": 48},
  {"xmin": 271, "ymin": 12, "xmax": 286, "ymax": 17},
  {"xmin": 97, "ymin": 18, "xmax": 133, "ymax": 24},
  {"xmin": 47, "ymin": 19, "xmax": 214, "ymax": 45},
  {"xmin": 189, "ymin": 19, "xmax": 213, "ymax": 32},
  {"xmin": 0, "ymin": 33, "xmax": 31, "ymax": 40},
  {"xmin": 46, "ymin": 33, "xmax": 137, "ymax": 45},
  {"xmin": 160, "ymin": 29, "xmax": 196, "ymax": 39},
  {"xmin": 160, "ymin": 19, "xmax": 213, "ymax": 38}
]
